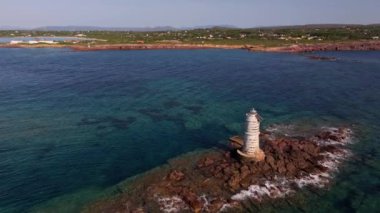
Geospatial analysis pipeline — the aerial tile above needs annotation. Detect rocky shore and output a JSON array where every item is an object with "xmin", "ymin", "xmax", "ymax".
[
  {"xmin": 1, "ymin": 40, "xmax": 380, "ymax": 53},
  {"xmin": 246, "ymin": 41, "xmax": 380, "ymax": 53},
  {"xmin": 71, "ymin": 44, "xmax": 243, "ymax": 51},
  {"xmin": 84, "ymin": 126, "xmax": 353, "ymax": 213}
]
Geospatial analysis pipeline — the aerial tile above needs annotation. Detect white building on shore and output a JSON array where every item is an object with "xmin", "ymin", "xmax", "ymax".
[
  {"xmin": 9, "ymin": 40, "xmax": 58, "ymax": 45},
  {"xmin": 28, "ymin": 40, "xmax": 58, "ymax": 44},
  {"xmin": 10, "ymin": 40, "xmax": 23, "ymax": 44}
]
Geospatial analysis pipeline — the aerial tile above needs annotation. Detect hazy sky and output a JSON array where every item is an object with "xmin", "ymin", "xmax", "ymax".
[{"xmin": 1, "ymin": 0, "xmax": 379, "ymax": 28}]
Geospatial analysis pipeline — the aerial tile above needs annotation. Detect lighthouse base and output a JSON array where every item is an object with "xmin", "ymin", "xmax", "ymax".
[{"xmin": 237, "ymin": 149, "xmax": 265, "ymax": 162}]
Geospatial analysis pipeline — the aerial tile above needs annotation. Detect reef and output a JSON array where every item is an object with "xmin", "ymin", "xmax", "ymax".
[
  {"xmin": 306, "ymin": 55, "xmax": 337, "ymax": 61},
  {"xmin": 85, "ymin": 126, "xmax": 353, "ymax": 213}
]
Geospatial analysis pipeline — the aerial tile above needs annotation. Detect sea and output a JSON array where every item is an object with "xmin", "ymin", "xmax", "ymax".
[{"xmin": 0, "ymin": 48, "xmax": 379, "ymax": 212}]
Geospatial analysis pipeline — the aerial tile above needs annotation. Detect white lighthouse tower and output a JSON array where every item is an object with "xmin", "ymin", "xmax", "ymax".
[{"xmin": 237, "ymin": 108, "xmax": 265, "ymax": 161}]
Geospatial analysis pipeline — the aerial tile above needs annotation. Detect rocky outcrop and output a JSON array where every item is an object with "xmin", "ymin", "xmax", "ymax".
[{"xmin": 84, "ymin": 127, "xmax": 353, "ymax": 213}]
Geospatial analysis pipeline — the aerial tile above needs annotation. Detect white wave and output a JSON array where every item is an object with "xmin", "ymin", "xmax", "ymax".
[
  {"xmin": 199, "ymin": 194, "xmax": 210, "ymax": 212},
  {"xmin": 294, "ymin": 173, "xmax": 330, "ymax": 188},
  {"xmin": 266, "ymin": 124, "xmax": 295, "ymax": 134},
  {"xmin": 156, "ymin": 195, "xmax": 188, "ymax": 213},
  {"xmin": 231, "ymin": 177, "xmax": 294, "ymax": 201},
  {"xmin": 219, "ymin": 204, "xmax": 232, "ymax": 212}
]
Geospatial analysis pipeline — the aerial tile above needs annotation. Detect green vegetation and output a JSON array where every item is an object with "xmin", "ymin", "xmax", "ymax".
[{"xmin": 1, "ymin": 25, "xmax": 380, "ymax": 47}]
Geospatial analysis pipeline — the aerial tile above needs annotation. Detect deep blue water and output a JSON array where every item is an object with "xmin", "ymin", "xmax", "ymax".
[{"xmin": 0, "ymin": 49, "xmax": 379, "ymax": 212}]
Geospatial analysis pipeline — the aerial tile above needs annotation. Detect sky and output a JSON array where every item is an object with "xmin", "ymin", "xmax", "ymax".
[{"xmin": 1, "ymin": 0, "xmax": 380, "ymax": 28}]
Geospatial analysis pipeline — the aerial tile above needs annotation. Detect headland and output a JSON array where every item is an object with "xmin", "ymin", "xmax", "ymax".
[{"xmin": 1, "ymin": 25, "xmax": 380, "ymax": 52}]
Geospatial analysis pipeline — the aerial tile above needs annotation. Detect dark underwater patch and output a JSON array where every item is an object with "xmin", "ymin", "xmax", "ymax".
[
  {"xmin": 138, "ymin": 108, "xmax": 185, "ymax": 127},
  {"xmin": 36, "ymin": 144, "xmax": 56, "ymax": 160},
  {"xmin": 78, "ymin": 116, "xmax": 136, "ymax": 130},
  {"xmin": 162, "ymin": 100, "xmax": 182, "ymax": 109},
  {"xmin": 137, "ymin": 109, "xmax": 165, "ymax": 122},
  {"xmin": 184, "ymin": 105, "xmax": 203, "ymax": 115}
]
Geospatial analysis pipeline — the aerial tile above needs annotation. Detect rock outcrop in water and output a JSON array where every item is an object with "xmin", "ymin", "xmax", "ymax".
[
  {"xmin": 85, "ymin": 126, "xmax": 352, "ymax": 213},
  {"xmin": 307, "ymin": 55, "xmax": 337, "ymax": 61}
]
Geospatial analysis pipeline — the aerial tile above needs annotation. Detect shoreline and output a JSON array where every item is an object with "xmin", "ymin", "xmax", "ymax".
[{"xmin": 1, "ymin": 40, "xmax": 380, "ymax": 53}]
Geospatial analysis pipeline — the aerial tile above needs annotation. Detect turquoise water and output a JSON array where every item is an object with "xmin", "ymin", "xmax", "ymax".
[{"xmin": 0, "ymin": 49, "xmax": 379, "ymax": 212}]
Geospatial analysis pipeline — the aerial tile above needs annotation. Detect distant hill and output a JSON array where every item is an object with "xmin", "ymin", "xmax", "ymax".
[
  {"xmin": 33, "ymin": 25, "xmax": 239, "ymax": 31},
  {"xmin": 0, "ymin": 26, "xmax": 30, "ymax": 30},
  {"xmin": 250, "ymin": 24, "xmax": 380, "ymax": 30},
  {"xmin": 188, "ymin": 25, "xmax": 238, "ymax": 30},
  {"xmin": 1, "ymin": 24, "xmax": 379, "ymax": 32}
]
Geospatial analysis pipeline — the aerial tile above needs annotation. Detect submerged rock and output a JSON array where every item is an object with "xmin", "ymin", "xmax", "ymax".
[
  {"xmin": 84, "ymin": 126, "xmax": 353, "ymax": 213},
  {"xmin": 307, "ymin": 55, "xmax": 337, "ymax": 61}
]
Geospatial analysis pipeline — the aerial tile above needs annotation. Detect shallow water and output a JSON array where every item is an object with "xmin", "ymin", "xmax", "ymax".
[{"xmin": 0, "ymin": 49, "xmax": 379, "ymax": 212}]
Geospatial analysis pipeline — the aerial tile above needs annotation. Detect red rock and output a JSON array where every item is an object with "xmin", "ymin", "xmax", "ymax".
[
  {"xmin": 220, "ymin": 163, "xmax": 230, "ymax": 169},
  {"xmin": 301, "ymin": 152, "xmax": 311, "ymax": 160},
  {"xmin": 197, "ymin": 157, "xmax": 215, "ymax": 168},
  {"xmin": 262, "ymin": 163, "xmax": 272, "ymax": 172},
  {"xmin": 224, "ymin": 151, "xmax": 231, "ymax": 159},
  {"xmin": 223, "ymin": 167, "xmax": 232, "ymax": 176},
  {"xmin": 209, "ymin": 199, "xmax": 225, "ymax": 212},
  {"xmin": 228, "ymin": 174, "xmax": 241, "ymax": 190},
  {"xmin": 211, "ymin": 166, "xmax": 223, "ymax": 176},
  {"xmin": 132, "ymin": 208, "xmax": 145, "ymax": 213},
  {"xmin": 168, "ymin": 170, "xmax": 185, "ymax": 181},
  {"xmin": 277, "ymin": 163, "xmax": 287, "ymax": 174},
  {"xmin": 181, "ymin": 189, "xmax": 203, "ymax": 213},
  {"xmin": 265, "ymin": 155, "xmax": 276, "ymax": 168},
  {"xmin": 315, "ymin": 164, "xmax": 329, "ymax": 173},
  {"xmin": 204, "ymin": 157, "xmax": 215, "ymax": 167},
  {"xmin": 286, "ymin": 162, "xmax": 297, "ymax": 176},
  {"xmin": 296, "ymin": 159, "xmax": 309, "ymax": 169},
  {"xmin": 303, "ymin": 142, "xmax": 317, "ymax": 152},
  {"xmin": 240, "ymin": 176, "xmax": 252, "ymax": 188},
  {"xmin": 239, "ymin": 165, "xmax": 251, "ymax": 178}
]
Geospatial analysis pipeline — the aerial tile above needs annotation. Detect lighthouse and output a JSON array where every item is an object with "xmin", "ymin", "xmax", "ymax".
[{"xmin": 237, "ymin": 108, "xmax": 265, "ymax": 161}]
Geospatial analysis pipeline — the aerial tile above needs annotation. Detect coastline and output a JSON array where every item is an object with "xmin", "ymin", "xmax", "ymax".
[{"xmin": 1, "ymin": 40, "xmax": 380, "ymax": 53}]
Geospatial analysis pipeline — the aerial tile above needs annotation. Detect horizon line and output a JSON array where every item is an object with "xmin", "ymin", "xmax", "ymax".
[{"xmin": 1, "ymin": 22, "xmax": 380, "ymax": 30}]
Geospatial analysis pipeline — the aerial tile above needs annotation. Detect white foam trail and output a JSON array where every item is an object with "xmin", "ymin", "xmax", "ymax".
[
  {"xmin": 232, "ymin": 177, "xmax": 294, "ymax": 201},
  {"xmin": 199, "ymin": 194, "xmax": 210, "ymax": 212},
  {"xmin": 219, "ymin": 204, "xmax": 232, "ymax": 212},
  {"xmin": 156, "ymin": 195, "xmax": 188, "ymax": 213},
  {"xmin": 266, "ymin": 124, "xmax": 295, "ymax": 134},
  {"xmin": 294, "ymin": 173, "xmax": 330, "ymax": 188}
]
